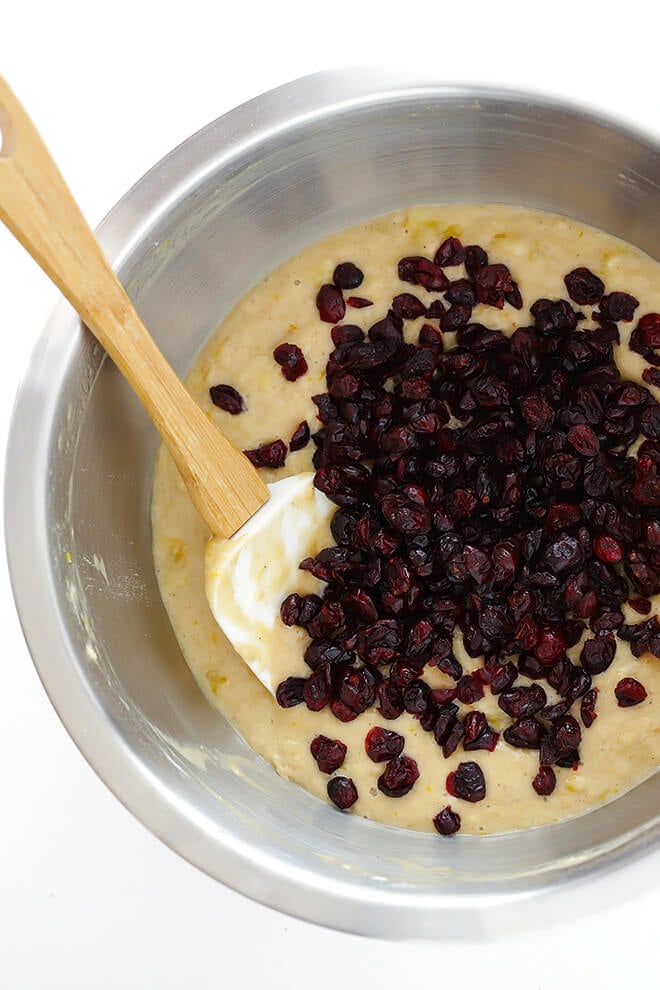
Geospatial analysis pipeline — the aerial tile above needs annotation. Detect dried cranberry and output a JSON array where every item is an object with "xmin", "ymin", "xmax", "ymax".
[
  {"xmin": 333, "ymin": 262, "xmax": 364, "ymax": 290},
  {"xmin": 614, "ymin": 677, "xmax": 647, "ymax": 707},
  {"xmin": 343, "ymin": 587, "xmax": 378, "ymax": 623},
  {"xmin": 336, "ymin": 665, "xmax": 377, "ymax": 714},
  {"xmin": 289, "ymin": 420, "xmax": 311, "ymax": 451},
  {"xmin": 543, "ymin": 535, "xmax": 584, "ymax": 575},
  {"xmin": 273, "ymin": 342, "xmax": 308, "ymax": 381},
  {"xmin": 433, "ymin": 703, "xmax": 458, "ymax": 742},
  {"xmin": 419, "ymin": 323, "xmax": 444, "ymax": 349},
  {"xmin": 330, "ymin": 699, "xmax": 358, "ymax": 723},
  {"xmin": 311, "ymin": 393, "xmax": 337, "ymax": 424},
  {"xmin": 490, "ymin": 662, "xmax": 518, "ymax": 694},
  {"xmin": 442, "ymin": 717, "xmax": 466, "ymax": 758},
  {"xmin": 618, "ymin": 615, "xmax": 660, "ymax": 658},
  {"xmin": 506, "ymin": 281, "xmax": 524, "ymax": 309},
  {"xmin": 311, "ymin": 735, "xmax": 347, "ymax": 773},
  {"xmin": 446, "ymin": 761, "xmax": 486, "ymax": 802},
  {"xmin": 296, "ymin": 595, "xmax": 321, "ymax": 627},
  {"xmin": 307, "ymin": 600, "xmax": 345, "ymax": 639},
  {"xmin": 381, "ymin": 488, "xmax": 431, "ymax": 535},
  {"xmin": 498, "ymin": 684, "xmax": 547, "ymax": 718},
  {"xmin": 327, "ymin": 776, "xmax": 358, "ymax": 809},
  {"xmin": 347, "ymin": 296, "xmax": 373, "ymax": 308},
  {"xmin": 357, "ymin": 620, "xmax": 402, "ymax": 666},
  {"xmin": 591, "ymin": 610, "xmax": 623, "ymax": 635},
  {"xmin": 632, "ymin": 312, "xmax": 660, "ymax": 353},
  {"xmin": 566, "ymin": 666, "xmax": 592, "ymax": 702},
  {"xmin": 434, "ymin": 237, "xmax": 466, "ymax": 267},
  {"xmin": 407, "ymin": 618, "xmax": 434, "ymax": 655},
  {"xmin": 628, "ymin": 597, "xmax": 652, "ymax": 615},
  {"xmin": 532, "ymin": 766, "xmax": 557, "ymax": 796},
  {"xmin": 567, "ymin": 424, "xmax": 600, "ymax": 456},
  {"xmin": 580, "ymin": 688, "xmax": 598, "ymax": 727},
  {"xmin": 533, "ymin": 298, "xmax": 580, "ymax": 332},
  {"xmin": 431, "ymin": 686, "xmax": 458, "ymax": 705},
  {"xmin": 462, "ymin": 711, "xmax": 499, "ymax": 752},
  {"xmin": 433, "ymin": 805, "xmax": 462, "ymax": 835},
  {"xmin": 521, "ymin": 393, "xmax": 555, "ymax": 432},
  {"xmin": 464, "ymin": 245, "xmax": 488, "ymax": 277},
  {"xmin": 642, "ymin": 367, "xmax": 660, "ymax": 388},
  {"xmin": 398, "ymin": 256, "xmax": 449, "ymax": 292},
  {"xmin": 392, "ymin": 293, "xmax": 427, "ymax": 320},
  {"xmin": 420, "ymin": 703, "xmax": 440, "ymax": 732},
  {"xmin": 280, "ymin": 593, "xmax": 302, "ymax": 626},
  {"xmin": 640, "ymin": 407, "xmax": 660, "ymax": 441},
  {"xmin": 389, "ymin": 659, "xmax": 422, "ymax": 689},
  {"xmin": 545, "ymin": 503, "xmax": 581, "ymax": 533},
  {"xmin": 462, "ymin": 545, "xmax": 491, "ymax": 585},
  {"xmin": 617, "ymin": 382, "xmax": 647, "ymax": 406},
  {"xmin": 365, "ymin": 726, "xmax": 405, "ymax": 762},
  {"xmin": 599, "ymin": 292, "xmax": 639, "ymax": 322},
  {"xmin": 542, "ymin": 701, "xmax": 570, "ymax": 722},
  {"xmin": 547, "ymin": 657, "xmax": 574, "ymax": 697},
  {"xmin": 547, "ymin": 452, "xmax": 584, "ymax": 492},
  {"xmin": 503, "ymin": 717, "xmax": 543, "ymax": 749},
  {"xmin": 491, "ymin": 541, "xmax": 519, "ymax": 587},
  {"xmin": 473, "ymin": 264, "xmax": 514, "ymax": 308},
  {"xmin": 316, "ymin": 283, "xmax": 346, "ymax": 323},
  {"xmin": 378, "ymin": 755, "xmax": 420, "ymax": 797},
  {"xmin": 441, "ymin": 304, "xmax": 472, "ymax": 330},
  {"xmin": 300, "ymin": 546, "xmax": 355, "ymax": 582},
  {"xmin": 425, "ymin": 299, "xmax": 446, "ymax": 319},
  {"xmin": 551, "ymin": 715, "xmax": 582, "ymax": 756},
  {"xmin": 534, "ymin": 628, "xmax": 566, "ymax": 665},
  {"xmin": 580, "ymin": 634, "xmax": 616, "ymax": 675},
  {"xmin": 302, "ymin": 635, "xmax": 342, "ymax": 667},
  {"xmin": 564, "ymin": 268, "xmax": 605, "ymax": 306},
  {"xmin": 518, "ymin": 654, "xmax": 546, "ymax": 680},
  {"xmin": 456, "ymin": 674, "xmax": 484, "ymax": 704},
  {"xmin": 275, "ymin": 677, "xmax": 305, "ymax": 708},
  {"xmin": 303, "ymin": 666, "xmax": 332, "ymax": 711},
  {"xmin": 593, "ymin": 534, "xmax": 623, "ymax": 564},
  {"xmin": 403, "ymin": 681, "xmax": 431, "ymax": 715},
  {"xmin": 244, "ymin": 439, "xmax": 287, "ymax": 469},
  {"xmin": 209, "ymin": 383, "xmax": 246, "ymax": 414},
  {"xmin": 444, "ymin": 279, "xmax": 477, "ymax": 306}
]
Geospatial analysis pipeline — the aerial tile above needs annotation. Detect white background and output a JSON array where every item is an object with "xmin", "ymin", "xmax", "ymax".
[{"xmin": 1, "ymin": 2, "xmax": 658, "ymax": 987}]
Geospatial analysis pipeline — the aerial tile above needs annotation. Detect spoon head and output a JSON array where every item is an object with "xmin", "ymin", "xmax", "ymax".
[{"xmin": 205, "ymin": 473, "xmax": 335, "ymax": 694}]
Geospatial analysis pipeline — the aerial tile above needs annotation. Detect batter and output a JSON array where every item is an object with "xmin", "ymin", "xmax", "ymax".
[{"xmin": 151, "ymin": 204, "xmax": 659, "ymax": 834}]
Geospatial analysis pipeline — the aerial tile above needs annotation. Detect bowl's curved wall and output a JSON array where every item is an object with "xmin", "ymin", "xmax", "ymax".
[{"xmin": 5, "ymin": 71, "xmax": 659, "ymax": 938}]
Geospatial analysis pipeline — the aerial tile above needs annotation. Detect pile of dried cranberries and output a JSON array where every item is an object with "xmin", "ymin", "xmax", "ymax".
[{"xmin": 213, "ymin": 236, "xmax": 659, "ymax": 834}]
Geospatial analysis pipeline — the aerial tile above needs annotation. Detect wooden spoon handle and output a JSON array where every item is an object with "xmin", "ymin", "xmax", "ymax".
[{"xmin": 0, "ymin": 77, "xmax": 268, "ymax": 537}]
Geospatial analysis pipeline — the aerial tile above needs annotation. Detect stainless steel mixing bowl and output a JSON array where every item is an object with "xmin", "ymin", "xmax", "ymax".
[{"xmin": 5, "ymin": 70, "xmax": 659, "ymax": 938}]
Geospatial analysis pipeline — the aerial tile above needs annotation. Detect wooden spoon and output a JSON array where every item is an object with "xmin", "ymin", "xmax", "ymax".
[
  {"xmin": 0, "ymin": 76, "xmax": 269, "ymax": 538},
  {"xmin": 0, "ymin": 78, "xmax": 334, "ymax": 694}
]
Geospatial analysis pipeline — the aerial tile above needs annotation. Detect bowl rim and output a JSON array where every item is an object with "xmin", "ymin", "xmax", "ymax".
[{"xmin": 5, "ymin": 69, "xmax": 659, "ymax": 938}]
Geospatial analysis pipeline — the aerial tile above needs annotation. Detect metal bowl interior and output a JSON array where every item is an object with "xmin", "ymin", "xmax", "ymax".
[{"xmin": 5, "ymin": 70, "xmax": 659, "ymax": 938}]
